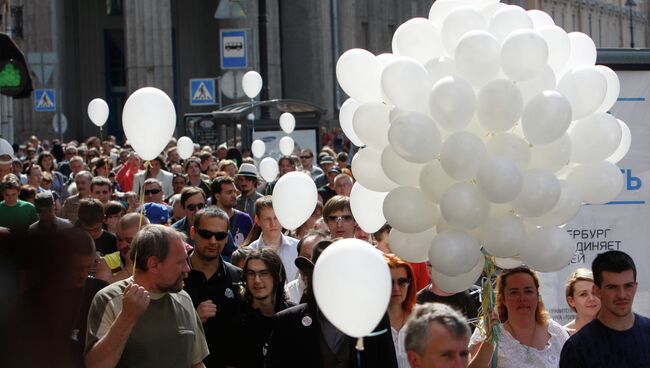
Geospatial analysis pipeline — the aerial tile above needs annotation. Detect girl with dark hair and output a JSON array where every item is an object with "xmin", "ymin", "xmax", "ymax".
[{"xmin": 37, "ymin": 151, "xmax": 68, "ymax": 198}]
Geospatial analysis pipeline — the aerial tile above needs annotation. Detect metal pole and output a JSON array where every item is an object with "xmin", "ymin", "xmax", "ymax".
[
  {"xmin": 630, "ymin": 6, "xmax": 635, "ymax": 48},
  {"xmin": 258, "ymin": 0, "xmax": 270, "ymax": 119},
  {"xmin": 51, "ymin": 0, "xmax": 64, "ymax": 141},
  {"xmin": 331, "ymin": 0, "xmax": 341, "ymax": 111}
]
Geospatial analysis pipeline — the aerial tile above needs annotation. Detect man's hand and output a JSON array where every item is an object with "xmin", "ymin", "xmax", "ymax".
[
  {"xmin": 121, "ymin": 282, "xmax": 150, "ymax": 323},
  {"xmin": 197, "ymin": 300, "xmax": 217, "ymax": 323}
]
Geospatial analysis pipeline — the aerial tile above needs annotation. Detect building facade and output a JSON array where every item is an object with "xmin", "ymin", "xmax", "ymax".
[{"xmin": 0, "ymin": 0, "xmax": 647, "ymax": 145}]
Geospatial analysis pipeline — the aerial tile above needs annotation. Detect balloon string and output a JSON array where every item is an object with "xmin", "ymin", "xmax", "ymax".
[
  {"xmin": 99, "ymin": 126, "xmax": 103, "ymax": 143},
  {"xmin": 478, "ymin": 250, "xmax": 499, "ymax": 368},
  {"xmin": 133, "ymin": 160, "xmax": 151, "ymax": 276},
  {"xmin": 250, "ymin": 98, "xmax": 255, "ymax": 135}
]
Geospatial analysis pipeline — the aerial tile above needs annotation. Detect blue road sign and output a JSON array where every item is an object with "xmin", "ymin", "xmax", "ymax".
[
  {"xmin": 34, "ymin": 89, "xmax": 56, "ymax": 112},
  {"xmin": 189, "ymin": 79, "xmax": 217, "ymax": 106},
  {"xmin": 220, "ymin": 29, "xmax": 248, "ymax": 69}
]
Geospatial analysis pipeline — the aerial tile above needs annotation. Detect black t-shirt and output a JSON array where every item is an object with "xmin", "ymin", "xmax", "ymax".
[
  {"xmin": 183, "ymin": 257, "xmax": 243, "ymax": 368},
  {"xmin": 416, "ymin": 287, "xmax": 479, "ymax": 322},
  {"xmin": 94, "ymin": 230, "xmax": 117, "ymax": 256},
  {"xmin": 318, "ymin": 185, "xmax": 337, "ymax": 205},
  {"xmin": 560, "ymin": 314, "xmax": 650, "ymax": 368}
]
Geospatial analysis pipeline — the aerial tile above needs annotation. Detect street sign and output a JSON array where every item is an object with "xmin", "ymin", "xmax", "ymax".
[
  {"xmin": 27, "ymin": 52, "xmax": 57, "ymax": 85},
  {"xmin": 52, "ymin": 113, "xmax": 68, "ymax": 134},
  {"xmin": 189, "ymin": 78, "xmax": 217, "ymax": 106},
  {"xmin": 220, "ymin": 29, "xmax": 247, "ymax": 69},
  {"xmin": 34, "ymin": 89, "xmax": 55, "ymax": 112},
  {"xmin": 220, "ymin": 70, "xmax": 245, "ymax": 99}
]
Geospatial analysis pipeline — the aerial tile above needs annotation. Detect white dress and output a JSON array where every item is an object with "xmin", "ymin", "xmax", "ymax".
[{"xmin": 469, "ymin": 320, "xmax": 570, "ymax": 368}]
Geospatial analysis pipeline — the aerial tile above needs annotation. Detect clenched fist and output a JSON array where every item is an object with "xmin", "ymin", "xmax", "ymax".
[
  {"xmin": 121, "ymin": 282, "xmax": 150, "ymax": 322},
  {"xmin": 197, "ymin": 299, "xmax": 217, "ymax": 323}
]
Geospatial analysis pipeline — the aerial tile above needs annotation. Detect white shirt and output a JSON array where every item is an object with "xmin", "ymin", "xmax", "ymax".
[
  {"xmin": 391, "ymin": 326, "xmax": 410, "ymax": 368},
  {"xmin": 249, "ymin": 233, "xmax": 299, "ymax": 282},
  {"xmin": 284, "ymin": 276, "xmax": 306, "ymax": 304}
]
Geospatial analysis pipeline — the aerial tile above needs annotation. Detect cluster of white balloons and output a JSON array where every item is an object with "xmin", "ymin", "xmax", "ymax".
[{"xmin": 338, "ymin": 0, "xmax": 630, "ymax": 295}]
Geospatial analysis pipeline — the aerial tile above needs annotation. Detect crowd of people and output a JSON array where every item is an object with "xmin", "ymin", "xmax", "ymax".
[{"xmin": 0, "ymin": 134, "xmax": 648, "ymax": 368}]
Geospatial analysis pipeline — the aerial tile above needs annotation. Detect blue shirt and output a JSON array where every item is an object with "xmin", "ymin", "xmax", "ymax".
[{"xmin": 560, "ymin": 313, "xmax": 650, "ymax": 368}]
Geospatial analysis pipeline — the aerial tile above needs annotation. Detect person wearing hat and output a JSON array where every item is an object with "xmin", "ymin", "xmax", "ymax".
[
  {"xmin": 28, "ymin": 191, "xmax": 73, "ymax": 233},
  {"xmin": 317, "ymin": 166, "xmax": 341, "ymax": 204},
  {"xmin": 265, "ymin": 239, "xmax": 399, "ymax": 368},
  {"xmin": 0, "ymin": 137, "xmax": 15, "ymax": 181},
  {"xmin": 314, "ymin": 155, "xmax": 336, "ymax": 188},
  {"xmin": 132, "ymin": 155, "xmax": 174, "ymax": 199},
  {"xmin": 236, "ymin": 163, "xmax": 263, "ymax": 218},
  {"xmin": 284, "ymin": 230, "xmax": 328, "ymax": 304},
  {"xmin": 143, "ymin": 202, "xmax": 170, "ymax": 225}
]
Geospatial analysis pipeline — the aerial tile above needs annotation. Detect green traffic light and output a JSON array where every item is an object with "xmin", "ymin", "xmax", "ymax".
[{"xmin": 0, "ymin": 62, "xmax": 21, "ymax": 88}]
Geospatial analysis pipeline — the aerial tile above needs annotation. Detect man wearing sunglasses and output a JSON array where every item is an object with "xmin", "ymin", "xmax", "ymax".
[
  {"xmin": 172, "ymin": 187, "xmax": 207, "ymax": 246},
  {"xmin": 322, "ymin": 195, "xmax": 357, "ymax": 239},
  {"xmin": 299, "ymin": 148, "xmax": 323, "ymax": 180},
  {"xmin": 184, "ymin": 206, "xmax": 243, "ymax": 368}
]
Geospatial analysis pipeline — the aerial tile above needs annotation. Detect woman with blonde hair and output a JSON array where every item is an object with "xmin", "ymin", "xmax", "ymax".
[
  {"xmin": 469, "ymin": 266, "xmax": 569, "ymax": 367},
  {"xmin": 563, "ymin": 268, "xmax": 600, "ymax": 335}
]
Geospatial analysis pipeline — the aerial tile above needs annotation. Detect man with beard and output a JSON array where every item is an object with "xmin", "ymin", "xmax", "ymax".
[
  {"xmin": 184, "ymin": 206, "xmax": 243, "ymax": 368},
  {"xmin": 235, "ymin": 163, "xmax": 263, "ymax": 218},
  {"xmin": 63, "ymin": 170, "xmax": 93, "ymax": 223},
  {"xmin": 95, "ymin": 213, "xmax": 150, "ymax": 283},
  {"xmin": 85, "ymin": 225, "xmax": 209, "ymax": 368},
  {"xmin": 560, "ymin": 250, "xmax": 650, "ymax": 367}
]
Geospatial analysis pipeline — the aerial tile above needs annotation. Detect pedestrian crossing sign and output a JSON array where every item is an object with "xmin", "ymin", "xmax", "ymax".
[
  {"xmin": 189, "ymin": 79, "xmax": 217, "ymax": 106},
  {"xmin": 34, "ymin": 89, "xmax": 56, "ymax": 112}
]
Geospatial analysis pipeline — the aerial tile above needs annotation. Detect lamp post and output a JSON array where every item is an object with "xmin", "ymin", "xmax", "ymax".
[{"xmin": 625, "ymin": 0, "xmax": 636, "ymax": 48}]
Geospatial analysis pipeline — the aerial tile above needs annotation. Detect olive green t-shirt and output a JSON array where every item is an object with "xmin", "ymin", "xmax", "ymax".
[{"xmin": 0, "ymin": 200, "xmax": 38, "ymax": 233}]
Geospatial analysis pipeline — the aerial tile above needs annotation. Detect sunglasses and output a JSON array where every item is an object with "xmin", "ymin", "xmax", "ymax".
[
  {"xmin": 300, "ymin": 155, "xmax": 312, "ymax": 159},
  {"xmin": 144, "ymin": 189, "xmax": 161, "ymax": 195},
  {"xmin": 326, "ymin": 215, "xmax": 353, "ymax": 223},
  {"xmin": 392, "ymin": 278, "xmax": 411, "ymax": 287},
  {"xmin": 196, "ymin": 228, "xmax": 228, "ymax": 241},
  {"xmin": 186, "ymin": 203, "xmax": 206, "ymax": 211}
]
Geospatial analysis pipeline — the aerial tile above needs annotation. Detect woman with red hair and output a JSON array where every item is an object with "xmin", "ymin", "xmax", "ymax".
[{"xmin": 385, "ymin": 253, "xmax": 417, "ymax": 368}]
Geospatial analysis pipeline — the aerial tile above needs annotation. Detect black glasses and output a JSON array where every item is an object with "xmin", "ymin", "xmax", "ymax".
[
  {"xmin": 326, "ymin": 215, "xmax": 354, "ymax": 223},
  {"xmin": 144, "ymin": 189, "xmax": 161, "ymax": 195},
  {"xmin": 392, "ymin": 278, "xmax": 411, "ymax": 287},
  {"xmin": 245, "ymin": 269, "xmax": 272, "ymax": 280},
  {"xmin": 186, "ymin": 203, "xmax": 206, "ymax": 211},
  {"xmin": 300, "ymin": 155, "xmax": 312, "ymax": 159},
  {"xmin": 196, "ymin": 228, "xmax": 228, "ymax": 240}
]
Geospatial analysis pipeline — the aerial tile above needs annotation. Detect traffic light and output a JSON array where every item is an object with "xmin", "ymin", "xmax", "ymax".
[{"xmin": 0, "ymin": 32, "xmax": 33, "ymax": 98}]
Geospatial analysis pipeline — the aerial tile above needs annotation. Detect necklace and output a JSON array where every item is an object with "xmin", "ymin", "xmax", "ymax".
[{"xmin": 507, "ymin": 321, "xmax": 537, "ymax": 364}]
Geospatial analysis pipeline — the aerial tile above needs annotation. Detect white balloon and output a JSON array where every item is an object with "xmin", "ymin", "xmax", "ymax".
[
  {"xmin": 430, "ymin": 253, "xmax": 485, "ymax": 293},
  {"xmin": 489, "ymin": 5, "xmax": 533, "ymax": 43},
  {"xmin": 122, "ymin": 87, "xmax": 176, "ymax": 161},
  {"xmin": 429, "ymin": 76, "xmax": 476, "ymax": 131},
  {"xmin": 429, "ymin": 229, "xmax": 482, "ymax": 276},
  {"xmin": 557, "ymin": 65, "xmax": 607, "ymax": 120},
  {"xmin": 352, "ymin": 102, "xmax": 391, "ymax": 150},
  {"xmin": 419, "ymin": 160, "xmax": 456, "ymax": 204},
  {"xmin": 476, "ymin": 156, "xmax": 524, "ymax": 203},
  {"xmin": 176, "ymin": 136, "xmax": 194, "ymax": 160},
  {"xmin": 528, "ymin": 133, "xmax": 572, "ymax": 172},
  {"xmin": 606, "ymin": 120, "xmax": 631, "ymax": 164},
  {"xmin": 480, "ymin": 1, "xmax": 506, "ymax": 20},
  {"xmin": 242, "ymin": 71, "xmax": 263, "ymax": 99},
  {"xmin": 566, "ymin": 161, "xmax": 624, "ymax": 205},
  {"xmin": 477, "ymin": 79, "xmax": 523, "ymax": 133},
  {"xmin": 381, "ymin": 145, "xmax": 425, "ymax": 187},
  {"xmin": 537, "ymin": 25, "xmax": 570, "ymax": 73},
  {"xmin": 563, "ymin": 32, "xmax": 597, "ymax": 72},
  {"xmin": 569, "ymin": 113, "xmax": 622, "ymax": 163},
  {"xmin": 388, "ymin": 112, "xmax": 442, "ymax": 163},
  {"xmin": 251, "ymin": 139, "xmax": 266, "ymax": 158},
  {"xmin": 595, "ymin": 65, "xmax": 621, "ymax": 113},
  {"xmin": 279, "ymin": 112, "xmax": 296, "ymax": 134},
  {"xmin": 389, "ymin": 227, "xmax": 438, "ymax": 263},
  {"xmin": 429, "ymin": 0, "xmax": 465, "ymax": 28},
  {"xmin": 521, "ymin": 91, "xmax": 572, "ymax": 145},
  {"xmin": 351, "ymin": 147, "xmax": 398, "ymax": 192},
  {"xmin": 527, "ymin": 181, "xmax": 582, "ymax": 226},
  {"xmin": 442, "ymin": 6, "xmax": 488, "ymax": 56},
  {"xmin": 279, "ymin": 136, "xmax": 295, "ymax": 156},
  {"xmin": 350, "ymin": 182, "xmax": 388, "ymax": 234},
  {"xmin": 480, "ymin": 214, "xmax": 526, "ymax": 257},
  {"xmin": 259, "ymin": 157, "xmax": 279, "ymax": 182},
  {"xmin": 511, "ymin": 169, "xmax": 561, "ymax": 217},
  {"xmin": 500, "ymin": 30, "xmax": 548, "ymax": 81},
  {"xmin": 383, "ymin": 186, "xmax": 439, "ymax": 233},
  {"xmin": 527, "ymin": 9, "xmax": 554, "ymax": 28},
  {"xmin": 424, "ymin": 56, "xmax": 457, "ymax": 85},
  {"xmin": 486, "ymin": 133, "xmax": 531, "ymax": 170},
  {"xmin": 494, "ymin": 256, "xmax": 523, "ymax": 269},
  {"xmin": 272, "ymin": 172, "xmax": 317, "ymax": 230},
  {"xmin": 454, "ymin": 30, "xmax": 501, "ymax": 87},
  {"xmin": 392, "ymin": 18, "xmax": 444, "ymax": 64},
  {"xmin": 88, "ymin": 98, "xmax": 109, "ymax": 127},
  {"xmin": 336, "ymin": 49, "xmax": 383, "ymax": 103},
  {"xmin": 516, "ymin": 66, "xmax": 557, "ymax": 103},
  {"xmin": 339, "ymin": 98, "xmax": 364, "ymax": 147},
  {"xmin": 440, "ymin": 131, "xmax": 487, "ymax": 181},
  {"xmin": 440, "ymin": 182, "xmax": 490, "ymax": 230},
  {"xmin": 313, "ymin": 239, "xmax": 391, "ymax": 337},
  {"xmin": 520, "ymin": 227, "xmax": 575, "ymax": 272},
  {"xmin": 381, "ymin": 57, "xmax": 432, "ymax": 113}
]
